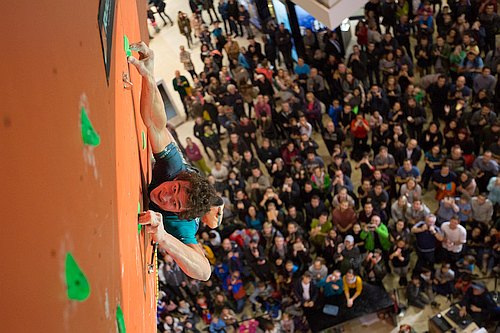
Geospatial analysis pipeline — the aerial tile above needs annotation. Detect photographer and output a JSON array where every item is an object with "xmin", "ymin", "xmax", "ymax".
[
  {"xmin": 362, "ymin": 249, "xmax": 387, "ymax": 288},
  {"xmin": 318, "ymin": 270, "xmax": 344, "ymax": 304},
  {"xmin": 360, "ymin": 215, "xmax": 391, "ymax": 253},
  {"xmin": 259, "ymin": 186, "xmax": 283, "ymax": 210},
  {"xmin": 411, "ymin": 214, "xmax": 444, "ymax": 273}
]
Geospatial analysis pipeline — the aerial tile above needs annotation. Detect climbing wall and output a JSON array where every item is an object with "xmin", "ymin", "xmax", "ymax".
[{"xmin": 0, "ymin": 0, "xmax": 156, "ymax": 332}]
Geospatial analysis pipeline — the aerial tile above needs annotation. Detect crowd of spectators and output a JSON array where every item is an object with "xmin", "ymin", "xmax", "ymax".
[{"xmin": 153, "ymin": 0, "xmax": 500, "ymax": 332}]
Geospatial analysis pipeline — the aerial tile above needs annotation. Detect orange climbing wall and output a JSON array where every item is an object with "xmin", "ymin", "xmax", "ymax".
[{"xmin": 0, "ymin": 0, "xmax": 156, "ymax": 332}]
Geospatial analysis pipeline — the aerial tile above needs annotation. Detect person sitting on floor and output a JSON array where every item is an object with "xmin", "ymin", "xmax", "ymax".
[
  {"xmin": 318, "ymin": 269, "xmax": 344, "ymax": 304},
  {"xmin": 432, "ymin": 263, "xmax": 455, "ymax": 296},
  {"xmin": 343, "ymin": 268, "xmax": 363, "ymax": 308},
  {"xmin": 406, "ymin": 274, "xmax": 431, "ymax": 309},
  {"xmin": 294, "ymin": 272, "xmax": 319, "ymax": 311}
]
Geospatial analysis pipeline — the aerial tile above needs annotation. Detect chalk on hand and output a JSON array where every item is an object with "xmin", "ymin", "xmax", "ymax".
[
  {"xmin": 65, "ymin": 252, "xmax": 90, "ymax": 301},
  {"xmin": 124, "ymin": 35, "xmax": 132, "ymax": 58},
  {"xmin": 116, "ymin": 305, "xmax": 126, "ymax": 333},
  {"xmin": 81, "ymin": 108, "xmax": 101, "ymax": 146}
]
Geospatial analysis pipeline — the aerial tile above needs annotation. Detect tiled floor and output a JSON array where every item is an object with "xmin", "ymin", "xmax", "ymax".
[{"xmin": 148, "ymin": 2, "xmax": 498, "ymax": 332}]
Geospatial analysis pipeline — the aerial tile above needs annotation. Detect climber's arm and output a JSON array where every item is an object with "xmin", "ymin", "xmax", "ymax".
[
  {"xmin": 139, "ymin": 211, "xmax": 211, "ymax": 281},
  {"xmin": 128, "ymin": 41, "xmax": 172, "ymax": 154}
]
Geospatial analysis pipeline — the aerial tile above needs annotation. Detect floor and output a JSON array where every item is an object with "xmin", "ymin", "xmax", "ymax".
[{"xmin": 147, "ymin": 1, "xmax": 498, "ymax": 332}]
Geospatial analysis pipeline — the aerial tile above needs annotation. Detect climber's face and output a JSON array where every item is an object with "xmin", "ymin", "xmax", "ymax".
[{"xmin": 150, "ymin": 181, "xmax": 190, "ymax": 213}]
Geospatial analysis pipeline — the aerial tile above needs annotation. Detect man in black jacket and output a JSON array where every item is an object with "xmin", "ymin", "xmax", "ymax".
[
  {"xmin": 227, "ymin": 0, "xmax": 240, "ymax": 36},
  {"xmin": 293, "ymin": 272, "xmax": 319, "ymax": 312},
  {"xmin": 257, "ymin": 138, "xmax": 280, "ymax": 172},
  {"xmin": 304, "ymin": 195, "xmax": 327, "ymax": 226},
  {"xmin": 459, "ymin": 282, "xmax": 497, "ymax": 327},
  {"xmin": 366, "ymin": 42, "xmax": 381, "ymax": 86},
  {"xmin": 275, "ymin": 23, "xmax": 293, "ymax": 71},
  {"xmin": 404, "ymin": 97, "xmax": 426, "ymax": 141},
  {"xmin": 227, "ymin": 132, "xmax": 249, "ymax": 156},
  {"xmin": 426, "ymin": 75, "xmax": 450, "ymax": 123},
  {"xmin": 263, "ymin": 35, "xmax": 277, "ymax": 70},
  {"xmin": 324, "ymin": 31, "xmax": 345, "ymax": 60}
]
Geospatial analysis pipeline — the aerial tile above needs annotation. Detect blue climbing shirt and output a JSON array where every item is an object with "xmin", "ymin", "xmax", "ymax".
[{"xmin": 149, "ymin": 142, "xmax": 200, "ymax": 244}]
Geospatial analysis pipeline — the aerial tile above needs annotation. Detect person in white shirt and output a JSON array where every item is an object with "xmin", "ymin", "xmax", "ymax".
[{"xmin": 440, "ymin": 216, "xmax": 467, "ymax": 269}]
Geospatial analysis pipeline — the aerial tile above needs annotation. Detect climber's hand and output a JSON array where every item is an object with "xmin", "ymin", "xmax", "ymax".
[
  {"xmin": 128, "ymin": 41, "xmax": 154, "ymax": 78},
  {"xmin": 139, "ymin": 210, "xmax": 166, "ymax": 242}
]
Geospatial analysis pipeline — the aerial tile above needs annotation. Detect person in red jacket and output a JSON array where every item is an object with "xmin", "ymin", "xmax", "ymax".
[
  {"xmin": 350, "ymin": 114, "xmax": 371, "ymax": 161},
  {"xmin": 226, "ymin": 270, "xmax": 247, "ymax": 313}
]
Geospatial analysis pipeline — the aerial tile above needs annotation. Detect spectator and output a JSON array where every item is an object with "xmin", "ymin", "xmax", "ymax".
[
  {"xmin": 390, "ymin": 238, "xmax": 411, "ymax": 286},
  {"xmin": 226, "ymin": 271, "xmax": 246, "ymax": 313},
  {"xmin": 471, "ymin": 193, "xmax": 494, "ymax": 228},
  {"xmin": 209, "ymin": 316, "xmax": 227, "ymax": 333},
  {"xmin": 294, "ymin": 272, "xmax": 319, "ymax": 312},
  {"xmin": 337, "ymin": 235, "xmax": 362, "ymax": 274},
  {"xmin": 185, "ymin": 137, "xmax": 211, "ymax": 175},
  {"xmin": 308, "ymin": 258, "xmax": 328, "ymax": 282},
  {"xmin": 343, "ymin": 269, "xmax": 363, "ymax": 308},
  {"xmin": 360, "ymin": 215, "xmax": 391, "ymax": 253},
  {"xmin": 362, "ymin": 249, "xmax": 387, "ymax": 287},
  {"xmin": 411, "ymin": 214, "xmax": 444, "ymax": 272},
  {"xmin": 406, "ymin": 275, "xmax": 431, "ymax": 309},
  {"xmin": 332, "ymin": 200, "xmax": 357, "ymax": 235},
  {"xmin": 405, "ymin": 198, "xmax": 430, "ymax": 226},
  {"xmin": 433, "ymin": 263, "xmax": 455, "ymax": 296},
  {"xmin": 459, "ymin": 282, "xmax": 497, "ymax": 327}
]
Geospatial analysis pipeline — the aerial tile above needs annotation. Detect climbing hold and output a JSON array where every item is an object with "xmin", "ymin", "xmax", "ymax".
[
  {"xmin": 138, "ymin": 201, "xmax": 142, "ymax": 234},
  {"xmin": 116, "ymin": 305, "xmax": 126, "ymax": 333},
  {"xmin": 81, "ymin": 108, "xmax": 101, "ymax": 146},
  {"xmin": 65, "ymin": 252, "xmax": 90, "ymax": 301},
  {"xmin": 124, "ymin": 35, "xmax": 132, "ymax": 58},
  {"xmin": 142, "ymin": 131, "xmax": 146, "ymax": 150}
]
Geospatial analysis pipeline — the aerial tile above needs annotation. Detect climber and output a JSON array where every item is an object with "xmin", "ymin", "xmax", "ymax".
[{"xmin": 129, "ymin": 41, "xmax": 223, "ymax": 281}]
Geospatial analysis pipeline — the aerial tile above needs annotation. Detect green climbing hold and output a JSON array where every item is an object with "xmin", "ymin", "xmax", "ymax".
[
  {"xmin": 138, "ymin": 201, "xmax": 142, "ymax": 234},
  {"xmin": 81, "ymin": 108, "xmax": 101, "ymax": 146},
  {"xmin": 65, "ymin": 252, "xmax": 91, "ymax": 301},
  {"xmin": 142, "ymin": 131, "xmax": 146, "ymax": 150},
  {"xmin": 124, "ymin": 35, "xmax": 132, "ymax": 57},
  {"xmin": 116, "ymin": 305, "xmax": 126, "ymax": 333}
]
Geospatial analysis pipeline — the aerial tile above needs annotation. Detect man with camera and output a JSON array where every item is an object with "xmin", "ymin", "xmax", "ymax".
[{"xmin": 411, "ymin": 214, "xmax": 444, "ymax": 273}]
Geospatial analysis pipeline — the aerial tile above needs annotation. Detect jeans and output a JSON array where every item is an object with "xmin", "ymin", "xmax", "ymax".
[
  {"xmin": 422, "ymin": 166, "xmax": 438, "ymax": 189},
  {"xmin": 234, "ymin": 297, "xmax": 246, "ymax": 313},
  {"xmin": 242, "ymin": 24, "xmax": 254, "ymax": 38},
  {"xmin": 367, "ymin": 68, "xmax": 380, "ymax": 86}
]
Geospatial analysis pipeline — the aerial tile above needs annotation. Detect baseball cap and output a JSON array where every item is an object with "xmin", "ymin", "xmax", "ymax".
[
  {"xmin": 345, "ymin": 235, "xmax": 354, "ymax": 243},
  {"xmin": 471, "ymin": 282, "xmax": 486, "ymax": 291}
]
